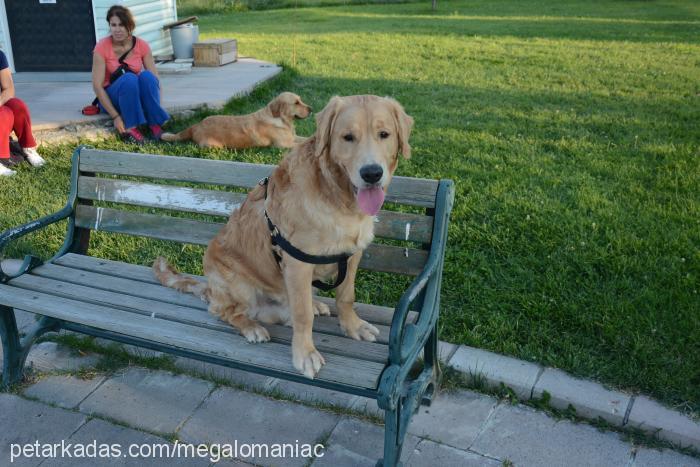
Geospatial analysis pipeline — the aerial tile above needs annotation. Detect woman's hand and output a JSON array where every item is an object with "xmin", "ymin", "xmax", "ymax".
[{"xmin": 113, "ymin": 115, "xmax": 126, "ymax": 134}]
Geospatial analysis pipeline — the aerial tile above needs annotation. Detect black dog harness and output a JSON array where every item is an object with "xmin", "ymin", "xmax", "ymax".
[{"xmin": 260, "ymin": 177, "xmax": 352, "ymax": 291}]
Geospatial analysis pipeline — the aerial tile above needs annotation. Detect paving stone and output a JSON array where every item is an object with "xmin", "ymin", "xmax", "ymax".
[
  {"xmin": 627, "ymin": 396, "xmax": 700, "ymax": 450},
  {"xmin": 470, "ymin": 403, "xmax": 632, "ymax": 466},
  {"xmin": 79, "ymin": 367, "xmax": 214, "ymax": 435},
  {"xmin": 633, "ymin": 446, "xmax": 700, "ymax": 467},
  {"xmin": 532, "ymin": 368, "xmax": 631, "ymax": 425},
  {"xmin": 0, "ymin": 394, "xmax": 87, "ymax": 467},
  {"xmin": 24, "ymin": 374, "xmax": 106, "ymax": 409},
  {"xmin": 40, "ymin": 418, "xmax": 211, "ymax": 466},
  {"xmin": 438, "ymin": 341, "xmax": 458, "ymax": 362},
  {"xmin": 349, "ymin": 396, "xmax": 383, "ymax": 419},
  {"xmin": 447, "ymin": 345, "xmax": 541, "ymax": 399},
  {"xmin": 270, "ymin": 378, "xmax": 358, "ymax": 409},
  {"xmin": 173, "ymin": 357, "xmax": 273, "ymax": 391},
  {"xmin": 406, "ymin": 439, "xmax": 502, "ymax": 467},
  {"xmin": 408, "ymin": 389, "xmax": 497, "ymax": 450},
  {"xmin": 179, "ymin": 386, "xmax": 339, "ymax": 467},
  {"xmin": 26, "ymin": 341, "xmax": 100, "ymax": 372},
  {"xmin": 92, "ymin": 338, "xmax": 165, "ymax": 359},
  {"xmin": 312, "ymin": 417, "xmax": 420, "ymax": 466}
]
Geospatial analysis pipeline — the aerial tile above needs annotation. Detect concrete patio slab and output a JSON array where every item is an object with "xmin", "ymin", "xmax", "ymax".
[{"xmin": 14, "ymin": 58, "xmax": 281, "ymax": 131}]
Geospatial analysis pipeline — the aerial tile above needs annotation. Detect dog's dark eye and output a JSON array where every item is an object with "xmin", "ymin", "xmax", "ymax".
[
  {"xmin": 379, "ymin": 131, "xmax": 390, "ymax": 139},
  {"xmin": 343, "ymin": 134, "xmax": 355, "ymax": 142}
]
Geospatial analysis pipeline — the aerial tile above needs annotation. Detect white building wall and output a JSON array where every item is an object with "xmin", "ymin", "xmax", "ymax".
[
  {"xmin": 93, "ymin": 0, "xmax": 178, "ymax": 57},
  {"xmin": 0, "ymin": 0, "xmax": 13, "ymax": 70}
]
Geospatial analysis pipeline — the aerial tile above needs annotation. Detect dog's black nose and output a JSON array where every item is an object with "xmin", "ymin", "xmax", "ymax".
[{"xmin": 360, "ymin": 164, "xmax": 383, "ymax": 184}]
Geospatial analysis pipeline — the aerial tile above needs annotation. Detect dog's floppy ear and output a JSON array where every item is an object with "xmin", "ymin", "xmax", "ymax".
[
  {"xmin": 387, "ymin": 97, "xmax": 414, "ymax": 159},
  {"xmin": 268, "ymin": 95, "xmax": 284, "ymax": 118},
  {"xmin": 314, "ymin": 96, "xmax": 343, "ymax": 158}
]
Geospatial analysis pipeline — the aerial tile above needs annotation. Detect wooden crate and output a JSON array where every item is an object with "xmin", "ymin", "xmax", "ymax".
[{"xmin": 193, "ymin": 39, "xmax": 237, "ymax": 67}]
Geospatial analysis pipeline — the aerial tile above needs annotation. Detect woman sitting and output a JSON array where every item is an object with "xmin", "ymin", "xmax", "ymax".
[
  {"xmin": 0, "ymin": 50, "xmax": 45, "ymax": 176},
  {"xmin": 92, "ymin": 5, "xmax": 169, "ymax": 144}
]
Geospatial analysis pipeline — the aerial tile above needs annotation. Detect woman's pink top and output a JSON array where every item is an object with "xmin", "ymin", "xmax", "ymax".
[{"xmin": 94, "ymin": 36, "xmax": 151, "ymax": 88}]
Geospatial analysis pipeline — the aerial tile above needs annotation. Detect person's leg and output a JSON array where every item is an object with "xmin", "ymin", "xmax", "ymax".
[
  {"xmin": 4, "ymin": 98, "xmax": 44, "ymax": 167},
  {"xmin": 0, "ymin": 106, "xmax": 16, "ymax": 175},
  {"xmin": 106, "ymin": 74, "xmax": 147, "ymax": 132},
  {"xmin": 137, "ymin": 71, "xmax": 169, "ymax": 139}
]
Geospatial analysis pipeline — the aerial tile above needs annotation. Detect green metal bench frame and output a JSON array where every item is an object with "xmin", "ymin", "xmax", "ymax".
[{"xmin": 0, "ymin": 146, "xmax": 454, "ymax": 466}]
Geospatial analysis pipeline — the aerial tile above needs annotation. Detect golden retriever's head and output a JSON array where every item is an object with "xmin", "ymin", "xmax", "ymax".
[
  {"xmin": 314, "ymin": 95, "xmax": 413, "ymax": 216},
  {"xmin": 269, "ymin": 92, "xmax": 312, "ymax": 120}
]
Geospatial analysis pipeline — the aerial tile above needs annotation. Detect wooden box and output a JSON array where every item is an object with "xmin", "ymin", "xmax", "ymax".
[{"xmin": 193, "ymin": 39, "xmax": 237, "ymax": 67}]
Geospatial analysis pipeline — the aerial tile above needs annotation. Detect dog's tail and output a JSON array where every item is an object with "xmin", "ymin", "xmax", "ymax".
[
  {"xmin": 152, "ymin": 256, "xmax": 210, "ymax": 302},
  {"xmin": 161, "ymin": 126, "xmax": 194, "ymax": 143}
]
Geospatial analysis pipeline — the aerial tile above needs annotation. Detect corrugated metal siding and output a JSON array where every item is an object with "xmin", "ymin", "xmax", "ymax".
[{"xmin": 93, "ymin": 0, "xmax": 177, "ymax": 57}]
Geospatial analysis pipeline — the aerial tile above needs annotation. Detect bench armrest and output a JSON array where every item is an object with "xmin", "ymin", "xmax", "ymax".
[
  {"xmin": 0, "ymin": 147, "xmax": 84, "ymax": 283},
  {"xmin": 0, "ymin": 206, "xmax": 74, "ymax": 282},
  {"xmin": 388, "ymin": 180, "xmax": 454, "ymax": 365}
]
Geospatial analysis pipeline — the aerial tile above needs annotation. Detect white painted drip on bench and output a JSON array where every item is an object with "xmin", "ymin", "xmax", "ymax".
[
  {"xmin": 404, "ymin": 222, "xmax": 411, "ymax": 257},
  {"xmin": 94, "ymin": 207, "xmax": 104, "ymax": 230},
  {"xmin": 110, "ymin": 183, "xmax": 240, "ymax": 215}
]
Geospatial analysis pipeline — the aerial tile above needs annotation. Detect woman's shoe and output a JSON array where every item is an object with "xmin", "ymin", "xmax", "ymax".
[
  {"xmin": 23, "ymin": 147, "xmax": 46, "ymax": 167},
  {"xmin": 149, "ymin": 124, "xmax": 163, "ymax": 141},
  {"xmin": 122, "ymin": 128, "xmax": 145, "ymax": 145}
]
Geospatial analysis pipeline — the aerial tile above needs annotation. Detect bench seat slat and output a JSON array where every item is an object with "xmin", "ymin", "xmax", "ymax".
[
  {"xmin": 8, "ymin": 273, "xmax": 389, "ymax": 363},
  {"xmin": 0, "ymin": 284, "xmax": 384, "ymax": 389},
  {"xmin": 75, "ymin": 206, "xmax": 429, "ymax": 275},
  {"xmin": 79, "ymin": 150, "xmax": 439, "ymax": 207},
  {"xmin": 53, "ymin": 254, "xmax": 419, "ymax": 326},
  {"xmin": 31, "ymin": 262, "xmax": 392, "ymax": 344},
  {"xmin": 78, "ymin": 177, "xmax": 433, "ymax": 243}
]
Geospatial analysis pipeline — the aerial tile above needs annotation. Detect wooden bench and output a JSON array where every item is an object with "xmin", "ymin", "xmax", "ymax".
[{"xmin": 0, "ymin": 146, "xmax": 454, "ymax": 466}]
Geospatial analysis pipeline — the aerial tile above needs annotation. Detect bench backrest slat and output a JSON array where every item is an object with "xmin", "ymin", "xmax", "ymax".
[
  {"xmin": 79, "ymin": 149, "xmax": 440, "ymax": 207},
  {"xmin": 75, "ymin": 205, "xmax": 429, "ymax": 275},
  {"xmin": 77, "ymin": 177, "xmax": 433, "ymax": 243}
]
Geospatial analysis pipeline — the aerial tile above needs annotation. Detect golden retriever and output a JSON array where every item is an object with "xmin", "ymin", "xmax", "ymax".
[
  {"xmin": 153, "ymin": 95, "xmax": 413, "ymax": 378},
  {"xmin": 160, "ymin": 92, "xmax": 311, "ymax": 149}
]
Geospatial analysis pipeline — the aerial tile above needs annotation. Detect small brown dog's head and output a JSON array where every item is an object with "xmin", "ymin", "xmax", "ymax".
[
  {"xmin": 314, "ymin": 95, "xmax": 413, "ymax": 216},
  {"xmin": 269, "ymin": 92, "xmax": 312, "ymax": 120}
]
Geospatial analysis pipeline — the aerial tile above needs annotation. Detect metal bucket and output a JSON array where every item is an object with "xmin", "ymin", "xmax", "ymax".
[{"xmin": 170, "ymin": 23, "xmax": 199, "ymax": 59}]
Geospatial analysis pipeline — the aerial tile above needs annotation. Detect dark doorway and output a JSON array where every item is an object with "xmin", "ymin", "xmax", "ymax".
[{"xmin": 5, "ymin": 0, "xmax": 96, "ymax": 72}]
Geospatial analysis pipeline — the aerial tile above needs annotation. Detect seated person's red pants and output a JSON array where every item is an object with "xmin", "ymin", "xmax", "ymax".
[{"xmin": 0, "ymin": 98, "xmax": 37, "ymax": 159}]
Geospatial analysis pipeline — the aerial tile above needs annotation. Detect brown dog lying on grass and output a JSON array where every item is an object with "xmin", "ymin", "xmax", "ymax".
[
  {"xmin": 161, "ymin": 92, "xmax": 312, "ymax": 149},
  {"xmin": 154, "ymin": 94, "xmax": 413, "ymax": 378}
]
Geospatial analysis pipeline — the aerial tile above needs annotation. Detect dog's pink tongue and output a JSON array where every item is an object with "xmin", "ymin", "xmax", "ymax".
[{"xmin": 357, "ymin": 186, "xmax": 385, "ymax": 216}]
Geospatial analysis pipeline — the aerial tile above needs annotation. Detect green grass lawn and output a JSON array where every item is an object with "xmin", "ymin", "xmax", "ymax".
[{"xmin": 2, "ymin": 0, "xmax": 699, "ymax": 416}]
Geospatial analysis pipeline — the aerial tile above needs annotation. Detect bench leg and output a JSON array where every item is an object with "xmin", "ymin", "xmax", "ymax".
[
  {"xmin": 0, "ymin": 306, "xmax": 23, "ymax": 388},
  {"xmin": 1, "ymin": 307, "xmax": 61, "ymax": 389},
  {"xmin": 379, "ymin": 403, "xmax": 405, "ymax": 467},
  {"xmin": 421, "ymin": 322, "xmax": 440, "ymax": 406}
]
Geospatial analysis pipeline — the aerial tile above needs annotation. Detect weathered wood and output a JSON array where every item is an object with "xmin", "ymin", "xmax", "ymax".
[
  {"xmin": 75, "ymin": 206, "xmax": 429, "ymax": 275},
  {"xmin": 78, "ymin": 150, "xmax": 439, "ymax": 207},
  {"xmin": 0, "ymin": 284, "xmax": 384, "ymax": 388},
  {"xmin": 53, "ymin": 254, "xmax": 420, "ymax": 325},
  {"xmin": 78, "ymin": 177, "xmax": 245, "ymax": 217},
  {"xmin": 29, "ymin": 263, "xmax": 393, "ymax": 344},
  {"xmin": 78, "ymin": 177, "xmax": 433, "ymax": 242},
  {"xmin": 8, "ymin": 273, "xmax": 389, "ymax": 363}
]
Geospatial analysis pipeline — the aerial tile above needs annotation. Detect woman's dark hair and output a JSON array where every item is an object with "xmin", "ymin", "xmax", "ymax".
[{"xmin": 106, "ymin": 5, "xmax": 136, "ymax": 34}]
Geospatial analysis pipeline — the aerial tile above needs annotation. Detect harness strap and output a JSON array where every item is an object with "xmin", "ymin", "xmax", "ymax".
[{"xmin": 260, "ymin": 177, "xmax": 352, "ymax": 291}]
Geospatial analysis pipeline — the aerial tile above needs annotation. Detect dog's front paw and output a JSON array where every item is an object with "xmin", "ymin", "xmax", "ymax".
[
  {"xmin": 340, "ymin": 316, "xmax": 380, "ymax": 342},
  {"xmin": 242, "ymin": 324, "xmax": 271, "ymax": 343},
  {"xmin": 292, "ymin": 343, "xmax": 325, "ymax": 379},
  {"xmin": 312, "ymin": 300, "xmax": 331, "ymax": 316}
]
